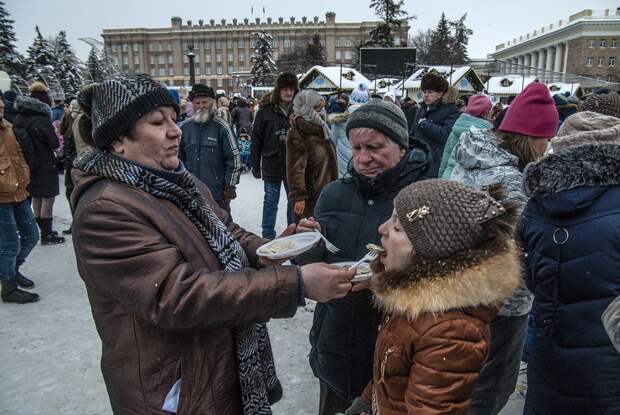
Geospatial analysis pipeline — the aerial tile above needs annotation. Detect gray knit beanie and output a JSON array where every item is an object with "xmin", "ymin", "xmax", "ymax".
[
  {"xmin": 394, "ymin": 179, "xmax": 507, "ymax": 260},
  {"xmin": 345, "ymin": 98, "xmax": 409, "ymax": 148},
  {"xmin": 77, "ymin": 73, "xmax": 178, "ymax": 150}
]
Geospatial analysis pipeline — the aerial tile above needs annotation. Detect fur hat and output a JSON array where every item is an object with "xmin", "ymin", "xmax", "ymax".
[
  {"xmin": 29, "ymin": 81, "xmax": 51, "ymax": 106},
  {"xmin": 77, "ymin": 73, "xmax": 178, "ymax": 150},
  {"xmin": 394, "ymin": 179, "xmax": 514, "ymax": 260},
  {"xmin": 420, "ymin": 73, "xmax": 449, "ymax": 94},
  {"xmin": 276, "ymin": 71, "xmax": 299, "ymax": 90},
  {"xmin": 346, "ymin": 98, "xmax": 409, "ymax": 148},
  {"xmin": 271, "ymin": 72, "xmax": 299, "ymax": 106},
  {"xmin": 581, "ymin": 93, "xmax": 620, "ymax": 119},
  {"xmin": 465, "ymin": 94, "xmax": 492, "ymax": 118},
  {"xmin": 189, "ymin": 84, "xmax": 215, "ymax": 101},
  {"xmin": 550, "ymin": 111, "xmax": 620, "ymax": 152},
  {"xmin": 498, "ymin": 82, "xmax": 559, "ymax": 138}
]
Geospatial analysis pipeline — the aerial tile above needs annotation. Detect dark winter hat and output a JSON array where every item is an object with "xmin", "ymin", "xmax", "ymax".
[
  {"xmin": 498, "ymin": 82, "xmax": 559, "ymax": 138},
  {"xmin": 77, "ymin": 73, "xmax": 178, "ymax": 150},
  {"xmin": 420, "ymin": 73, "xmax": 449, "ymax": 94},
  {"xmin": 552, "ymin": 93, "xmax": 568, "ymax": 106},
  {"xmin": 394, "ymin": 179, "xmax": 509, "ymax": 260},
  {"xmin": 189, "ymin": 84, "xmax": 215, "ymax": 101},
  {"xmin": 345, "ymin": 98, "xmax": 409, "ymax": 148},
  {"xmin": 581, "ymin": 93, "xmax": 620, "ymax": 119},
  {"xmin": 276, "ymin": 71, "xmax": 299, "ymax": 91},
  {"xmin": 3, "ymin": 90, "xmax": 17, "ymax": 108}
]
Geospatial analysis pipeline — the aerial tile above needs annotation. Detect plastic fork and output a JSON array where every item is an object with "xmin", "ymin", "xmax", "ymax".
[
  {"xmin": 314, "ymin": 229, "xmax": 340, "ymax": 254},
  {"xmin": 348, "ymin": 250, "xmax": 379, "ymax": 270}
]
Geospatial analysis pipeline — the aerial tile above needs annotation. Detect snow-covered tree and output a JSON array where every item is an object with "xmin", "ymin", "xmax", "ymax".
[
  {"xmin": 53, "ymin": 31, "xmax": 83, "ymax": 97},
  {"xmin": 25, "ymin": 26, "xmax": 55, "ymax": 78},
  {"xmin": 0, "ymin": 1, "xmax": 21, "ymax": 73},
  {"xmin": 86, "ymin": 47, "xmax": 106, "ymax": 82},
  {"xmin": 305, "ymin": 33, "xmax": 325, "ymax": 67},
  {"xmin": 449, "ymin": 13, "xmax": 473, "ymax": 64},
  {"xmin": 366, "ymin": 0, "xmax": 411, "ymax": 47},
  {"xmin": 427, "ymin": 13, "xmax": 452, "ymax": 64},
  {"xmin": 250, "ymin": 32, "xmax": 277, "ymax": 86}
]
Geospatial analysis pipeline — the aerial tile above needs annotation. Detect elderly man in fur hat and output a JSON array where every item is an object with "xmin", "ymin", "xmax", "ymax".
[
  {"xmin": 409, "ymin": 72, "xmax": 460, "ymax": 178},
  {"xmin": 251, "ymin": 72, "xmax": 299, "ymax": 239}
]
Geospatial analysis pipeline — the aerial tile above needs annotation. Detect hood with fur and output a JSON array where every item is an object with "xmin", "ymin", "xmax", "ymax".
[
  {"xmin": 523, "ymin": 143, "xmax": 620, "ymax": 199},
  {"xmin": 15, "ymin": 95, "xmax": 51, "ymax": 118},
  {"xmin": 327, "ymin": 111, "xmax": 350, "ymax": 125},
  {"xmin": 370, "ymin": 240, "xmax": 521, "ymax": 321}
]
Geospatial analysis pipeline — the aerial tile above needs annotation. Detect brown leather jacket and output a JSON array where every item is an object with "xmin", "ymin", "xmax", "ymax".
[
  {"xmin": 0, "ymin": 119, "xmax": 30, "ymax": 203},
  {"xmin": 70, "ymin": 169, "xmax": 300, "ymax": 414},
  {"xmin": 361, "ymin": 242, "xmax": 522, "ymax": 415},
  {"xmin": 285, "ymin": 115, "xmax": 338, "ymax": 221}
]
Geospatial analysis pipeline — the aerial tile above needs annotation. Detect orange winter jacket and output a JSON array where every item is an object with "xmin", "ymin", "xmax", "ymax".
[{"xmin": 0, "ymin": 119, "xmax": 30, "ymax": 203}]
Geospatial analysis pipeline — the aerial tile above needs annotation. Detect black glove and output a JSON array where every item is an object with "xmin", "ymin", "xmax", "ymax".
[
  {"xmin": 344, "ymin": 396, "xmax": 371, "ymax": 415},
  {"xmin": 252, "ymin": 168, "xmax": 261, "ymax": 179}
]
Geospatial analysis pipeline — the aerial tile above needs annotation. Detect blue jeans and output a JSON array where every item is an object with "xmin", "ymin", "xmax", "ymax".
[
  {"xmin": 262, "ymin": 179, "xmax": 292, "ymax": 239},
  {"xmin": 0, "ymin": 199, "xmax": 39, "ymax": 281}
]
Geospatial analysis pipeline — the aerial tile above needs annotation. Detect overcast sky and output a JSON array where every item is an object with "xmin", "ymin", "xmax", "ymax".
[{"xmin": 7, "ymin": 0, "xmax": 617, "ymax": 61}]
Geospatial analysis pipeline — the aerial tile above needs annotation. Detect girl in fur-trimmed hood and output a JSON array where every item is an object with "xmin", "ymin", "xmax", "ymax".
[{"xmin": 346, "ymin": 179, "xmax": 522, "ymax": 415}]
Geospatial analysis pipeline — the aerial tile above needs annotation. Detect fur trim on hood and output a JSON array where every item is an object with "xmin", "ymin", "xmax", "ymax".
[
  {"xmin": 443, "ymin": 86, "xmax": 459, "ymax": 105},
  {"xmin": 328, "ymin": 111, "xmax": 350, "ymax": 125},
  {"xmin": 15, "ymin": 95, "xmax": 51, "ymax": 118},
  {"xmin": 370, "ymin": 240, "xmax": 522, "ymax": 320},
  {"xmin": 523, "ymin": 143, "xmax": 620, "ymax": 198},
  {"xmin": 551, "ymin": 111, "xmax": 620, "ymax": 152},
  {"xmin": 28, "ymin": 81, "xmax": 48, "ymax": 93}
]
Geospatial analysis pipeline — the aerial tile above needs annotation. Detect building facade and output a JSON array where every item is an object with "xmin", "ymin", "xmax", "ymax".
[
  {"xmin": 101, "ymin": 13, "xmax": 409, "ymax": 93},
  {"xmin": 491, "ymin": 9, "xmax": 620, "ymax": 84}
]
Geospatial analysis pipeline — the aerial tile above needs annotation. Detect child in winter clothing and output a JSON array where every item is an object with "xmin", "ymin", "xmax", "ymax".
[
  {"xmin": 237, "ymin": 127, "xmax": 252, "ymax": 171},
  {"xmin": 346, "ymin": 179, "xmax": 521, "ymax": 415}
]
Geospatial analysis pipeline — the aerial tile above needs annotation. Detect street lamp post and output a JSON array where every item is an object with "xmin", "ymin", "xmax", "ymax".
[{"xmin": 187, "ymin": 43, "xmax": 196, "ymax": 86}]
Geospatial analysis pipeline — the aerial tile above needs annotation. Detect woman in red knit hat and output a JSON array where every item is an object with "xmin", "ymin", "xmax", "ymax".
[{"xmin": 449, "ymin": 81, "xmax": 559, "ymax": 415}]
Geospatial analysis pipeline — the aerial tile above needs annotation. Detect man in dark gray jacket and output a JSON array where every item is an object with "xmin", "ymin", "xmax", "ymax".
[
  {"xmin": 295, "ymin": 99, "xmax": 430, "ymax": 415},
  {"xmin": 180, "ymin": 84, "xmax": 241, "ymax": 214}
]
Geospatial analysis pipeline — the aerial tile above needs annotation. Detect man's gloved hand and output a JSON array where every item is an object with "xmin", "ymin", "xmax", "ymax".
[
  {"xmin": 224, "ymin": 186, "xmax": 237, "ymax": 202},
  {"xmin": 344, "ymin": 396, "xmax": 371, "ymax": 415},
  {"xmin": 252, "ymin": 168, "xmax": 261, "ymax": 179}
]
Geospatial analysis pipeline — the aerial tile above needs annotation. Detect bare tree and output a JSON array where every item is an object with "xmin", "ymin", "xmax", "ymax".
[{"xmin": 408, "ymin": 29, "xmax": 433, "ymax": 64}]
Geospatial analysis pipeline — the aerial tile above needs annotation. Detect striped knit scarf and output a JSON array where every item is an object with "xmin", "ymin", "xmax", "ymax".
[{"xmin": 75, "ymin": 150, "xmax": 280, "ymax": 414}]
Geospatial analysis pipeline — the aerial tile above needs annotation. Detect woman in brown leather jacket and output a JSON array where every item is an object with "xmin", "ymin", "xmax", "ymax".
[
  {"xmin": 0, "ymin": 92, "xmax": 40, "ymax": 303},
  {"xmin": 346, "ymin": 179, "xmax": 522, "ymax": 415}
]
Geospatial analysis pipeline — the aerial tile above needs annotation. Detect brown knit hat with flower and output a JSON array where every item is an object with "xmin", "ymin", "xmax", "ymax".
[{"xmin": 394, "ymin": 179, "xmax": 509, "ymax": 260}]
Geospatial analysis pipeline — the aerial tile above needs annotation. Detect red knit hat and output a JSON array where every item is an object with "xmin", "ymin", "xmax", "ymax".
[
  {"xmin": 465, "ymin": 94, "xmax": 492, "ymax": 117},
  {"xmin": 498, "ymin": 82, "xmax": 559, "ymax": 138}
]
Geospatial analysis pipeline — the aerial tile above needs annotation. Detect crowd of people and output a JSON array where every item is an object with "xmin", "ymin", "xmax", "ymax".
[{"xmin": 1, "ymin": 69, "xmax": 619, "ymax": 415}]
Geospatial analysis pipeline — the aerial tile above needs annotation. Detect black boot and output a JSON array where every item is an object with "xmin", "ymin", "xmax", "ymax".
[
  {"xmin": 15, "ymin": 271, "xmax": 35, "ymax": 289},
  {"xmin": 36, "ymin": 217, "xmax": 58, "ymax": 237},
  {"xmin": 40, "ymin": 218, "xmax": 65, "ymax": 245},
  {"xmin": 1, "ymin": 278, "xmax": 40, "ymax": 303}
]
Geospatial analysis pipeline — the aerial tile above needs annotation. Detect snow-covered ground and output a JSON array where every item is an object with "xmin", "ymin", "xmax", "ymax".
[{"xmin": 0, "ymin": 172, "xmax": 525, "ymax": 414}]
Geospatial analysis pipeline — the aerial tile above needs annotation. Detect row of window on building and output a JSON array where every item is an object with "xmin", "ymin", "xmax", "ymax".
[
  {"xmin": 109, "ymin": 35, "xmax": 342, "ymax": 54},
  {"xmin": 588, "ymin": 39, "xmax": 618, "ymax": 48},
  {"xmin": 586, "ymin": 56, "xmax": 617, "ymax": 66}
]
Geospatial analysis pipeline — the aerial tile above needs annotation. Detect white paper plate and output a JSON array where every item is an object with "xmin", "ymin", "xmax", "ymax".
[
  {"xmin": 332, "ymin": 261, "xmax": 373, "ymax": 283},
  {"xmin": 256, "ymin": 232, "xmax": 322, "ymax": 260}
]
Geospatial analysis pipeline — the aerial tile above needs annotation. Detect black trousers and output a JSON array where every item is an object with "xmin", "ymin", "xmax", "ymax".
[
  {"xmin": 319, "ymin": 381, "xmax": 350, "ymax": 415},
  {"xmin": 468, "ymin": 314, "xmax": 528, "ymax": 415}
]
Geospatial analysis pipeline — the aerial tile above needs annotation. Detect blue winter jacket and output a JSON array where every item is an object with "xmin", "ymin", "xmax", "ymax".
[
  {"xmin": 409, "ymin": 96, "xmax": 460, "ymax": 178},
  {"xmin": 179, "ymin": 117, "xmax": 241, "ymax": 202},
  {"xmin": 521, "ymin": 143, "xmax": 620, "ymax": 415}
]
